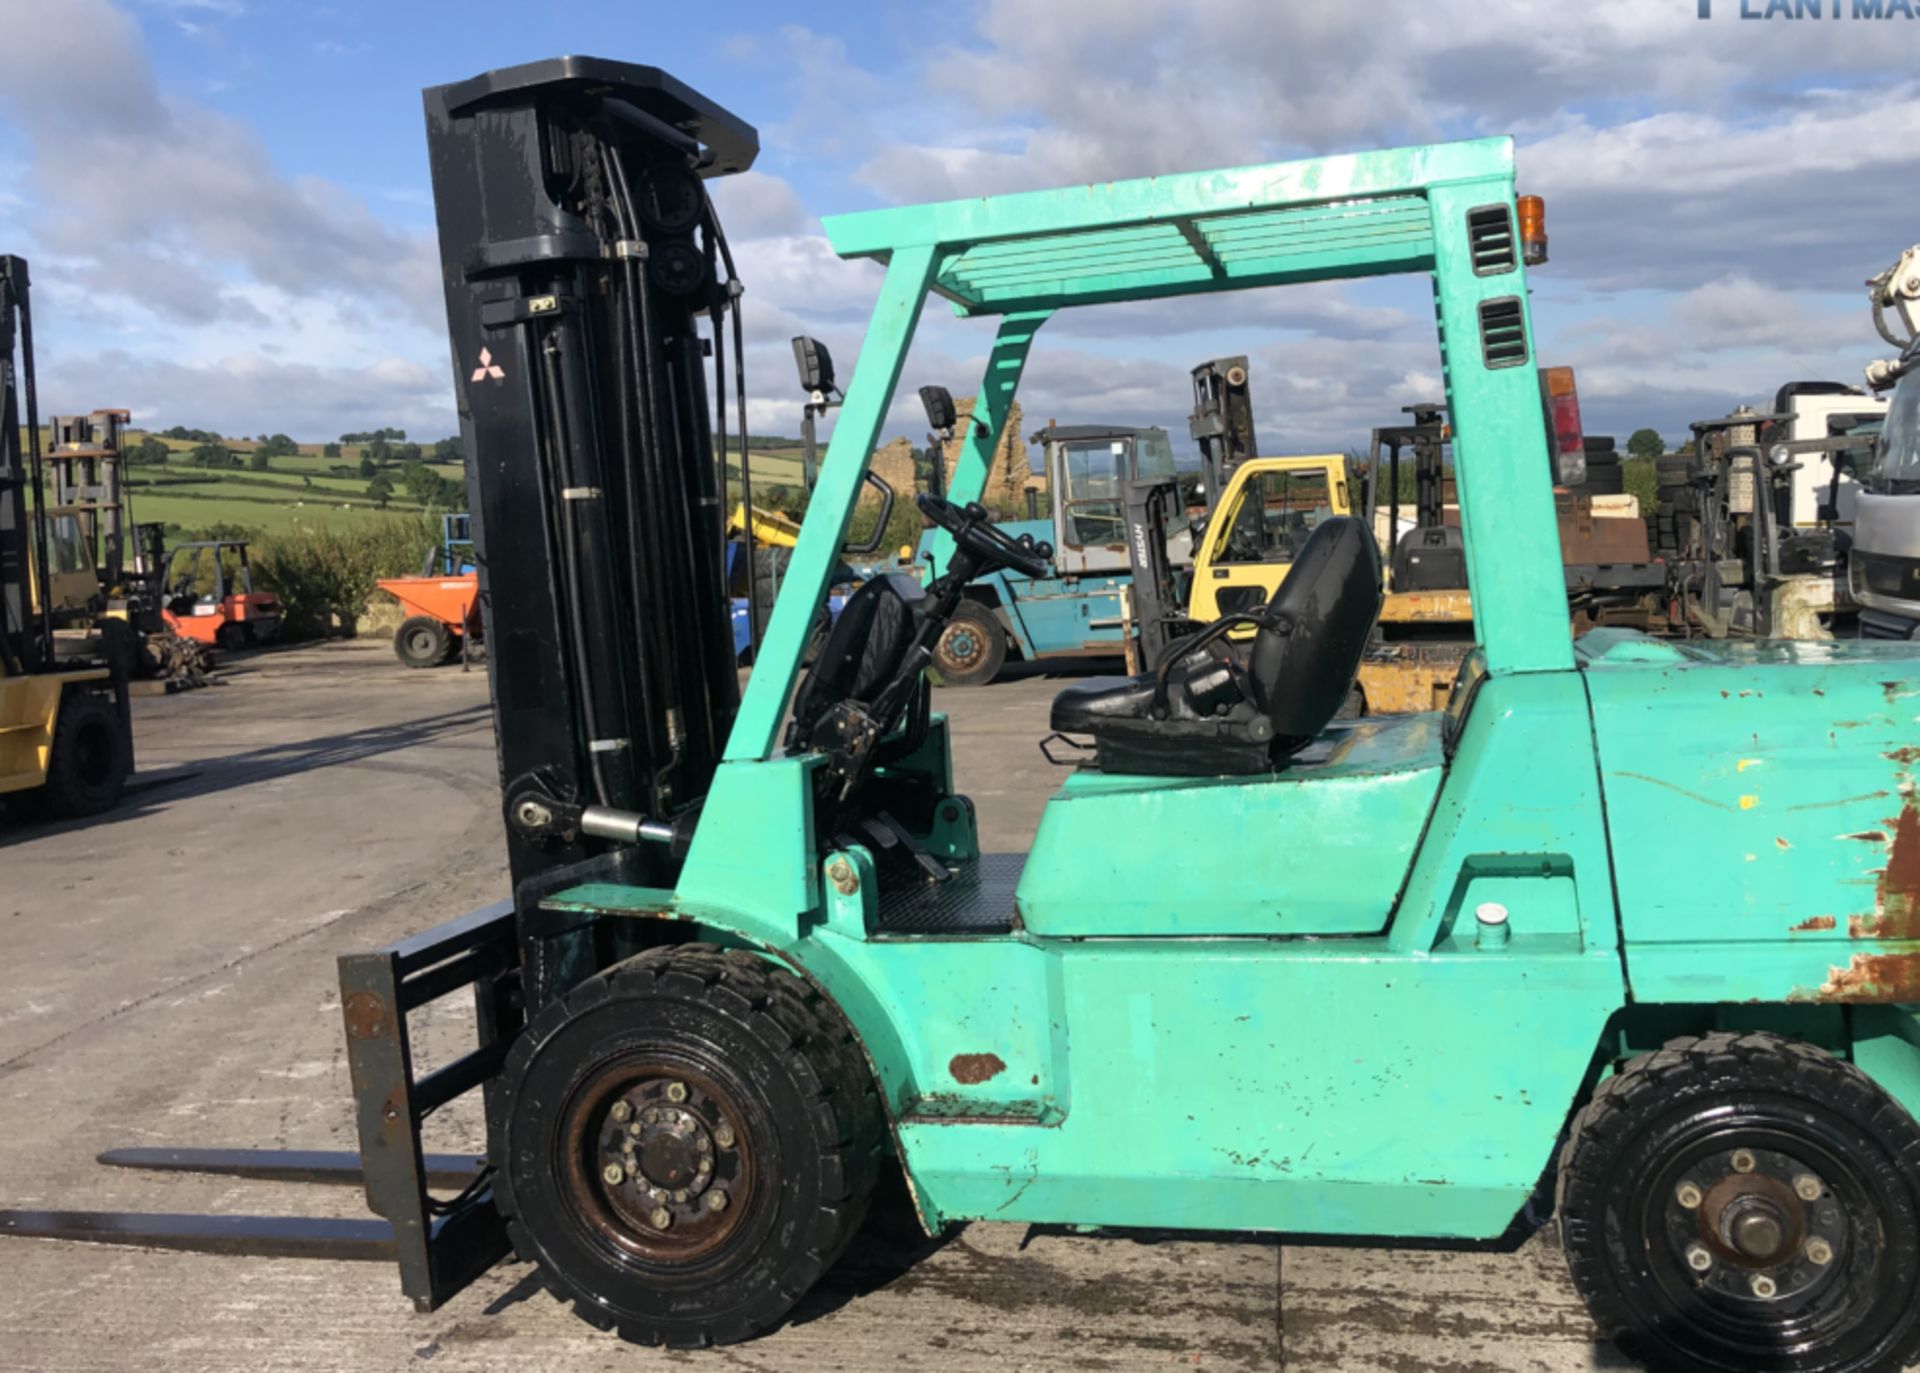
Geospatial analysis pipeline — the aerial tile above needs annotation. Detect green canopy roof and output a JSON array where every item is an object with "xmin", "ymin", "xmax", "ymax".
[{"xmin": 822, "ymin": 137, "xmax": 1514, "ymax": 316}]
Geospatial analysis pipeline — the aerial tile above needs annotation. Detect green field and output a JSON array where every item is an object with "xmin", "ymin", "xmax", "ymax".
[
  {"xmin": 22, "ymin": 424, "xmax": 831, "ymax": 539},
  {"xmin": 110, "ymin": 432, "xmax": 469, "ymax": 538}
]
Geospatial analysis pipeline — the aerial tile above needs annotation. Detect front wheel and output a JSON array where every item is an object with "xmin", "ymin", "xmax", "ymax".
[
  {"xmin": 491, "ymin": 945, "xmax": 884, "ymax": 1347},
  {"xmin": 40, "ymin": 690, "xmax": 130, "ymax": 819},
  {"xmin": 930, "ymin": 602, "xmax": 1006, "ymax": 687},
  {"xmin": 394, "ymin": 615, "xmax": 451, "ymax": 669},
  {"xmin": 1557, "ymin": 1031, "xmax": 1920, "ymax": 1372}
]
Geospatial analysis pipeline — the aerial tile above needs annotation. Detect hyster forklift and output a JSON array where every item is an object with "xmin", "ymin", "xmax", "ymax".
[
  {"xmin": 11, "ymin": 60, "xmax": 1920, "ymax": 1373},
  {"xmin": 0, "ymin": 256, "xmax": 134, "ymax": 818}
]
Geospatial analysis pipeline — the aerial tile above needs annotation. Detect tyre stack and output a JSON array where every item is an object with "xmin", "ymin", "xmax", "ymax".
[
  {"xmin": 1582, "ymin": 435, "xmax": 1624, "ymax": 496},
  {"xmin": 1651, "ymin": 452, "xmax": 1698, "ymax": 559}
]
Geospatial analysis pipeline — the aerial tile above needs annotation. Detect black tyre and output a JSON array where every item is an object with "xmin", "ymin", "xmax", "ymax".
[
  {"xmin": 394, "ymin": 615, "xmax": 451, "ymax": 669},
  {"xmin": 491, "ymin": 945, "xmax": 884, "ymax": 1347},
  {"xmin": 1657, "ymin": 456, "xmax": 1695, "ymax": 488},
  {"xmin": 930, "ymin": 602, "xmax": 1006, "ymax": 687},
  {"xmin": 215, "ymin": 621, "xmax": 247, "ymax": 652},
  {"xmin": 41, "ymin": 690, "xmax": 129, "ymax": 819},
  {"xmin": 1589, "ymin": 465, "xmax": 1626, "ymax": 496},
  {"xmin": 1557, "ymin": 1031, "xmax": 1920, "ymax": 1373}
]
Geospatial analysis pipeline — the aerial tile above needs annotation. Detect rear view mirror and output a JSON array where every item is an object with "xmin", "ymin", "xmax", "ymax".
[
  {"xmin": 919, "ymin": 385, "xmax": 956, "ymax": 433},
  {"xmin": 791, "ymin": 336, "xmax": 835, "ymax": 395}
]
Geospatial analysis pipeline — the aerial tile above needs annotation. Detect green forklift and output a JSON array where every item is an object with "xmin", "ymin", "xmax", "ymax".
[{"xmin": 7, "ymin": 60, "xmax": 1920, "ymax": 1373}]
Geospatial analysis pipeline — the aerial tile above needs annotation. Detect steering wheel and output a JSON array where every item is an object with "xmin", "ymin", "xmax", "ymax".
[{"xmin": 916, "ymin": 493, "xmax": 1053, "ymax": 578}]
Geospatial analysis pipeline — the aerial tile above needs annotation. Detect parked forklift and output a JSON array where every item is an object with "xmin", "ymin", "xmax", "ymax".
[
  {"xmin": 1851, "ymin": 243, "xmax": 1920, "ymax": 641},
  {"xmin": 9, "ymin": 61, "xmax": 1920, "ymax": 1373},
  {"xmin": 158, "ymin": 538, "xmax": 282, "ymax": 651},
  {"xmin": 0, "ymin": 256, "xmax": 133, "ymax": 818}
]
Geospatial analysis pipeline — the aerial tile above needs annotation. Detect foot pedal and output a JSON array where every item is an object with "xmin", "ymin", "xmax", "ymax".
[{"xmin": 857, "ymin": 811, "xmax": 951, "ymax": 883}]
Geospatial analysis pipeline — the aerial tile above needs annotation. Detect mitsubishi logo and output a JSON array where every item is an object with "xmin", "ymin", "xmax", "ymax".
[{"xmin": 470, "ymin": 348, "xmax": 505, "ymax": 383}]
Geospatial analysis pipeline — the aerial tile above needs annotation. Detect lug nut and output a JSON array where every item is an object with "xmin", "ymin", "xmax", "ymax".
[
  {"xmin": 697, "ymin": 1135, "xmax": 711, "ymax": 1153},
  {"xmin": 610, "ymin": 1100, "xmax": 633, "ymax": 1124},
  {"xmin": 706, "ymin": 1190, "xmax": 728, "ymax": 1213},
  {"xmin": 602, "ymin": 1163, "xmax": 625, "ymax": 1185},
  {"xmin": 665, "ymin": 1081, "xmax": 688, "ymax": 1103},
  {"xmin": 714, "ymin": 1123, "xmax": 736, "ymax": 1149},
  {"xmin": 1731, "ymin": 1149, "xmax": 1757, "ymax": 1174},
  {"xmin": 628, "ymin": 1122, "xmax": 643, "ymax": 1137},
  {"xmin": 650, "ymin": 1207, "xmax": 673, "ymax": 1229},
  {"xmin": 1807, "ymin": 1237, "xmax": 1834, "ymax": 1266},
  {"xmin": 673, "ymin": 1189, "xmax": 688, "ymax": 1203},
  {"xmin": 1750, "ymin": 1274, "xmax": 1778, "ymax": 1299},
  {"xmin": 1675, "ymin": 1182, "xmax": 1703, "ymax": 1209},
  {"xmin": 698, "ymin": 1157, "xmax": 712, "ymax": 1175},
  {"xmin": 1686, "ymin": 1244, "xmax": 1713, "ymax": 1272},
  {"xmin": 1794, "ymin": 1174, "xmax": 1823, "ymax": 1202}
]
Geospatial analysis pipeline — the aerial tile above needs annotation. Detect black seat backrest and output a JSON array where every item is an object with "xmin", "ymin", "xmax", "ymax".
[
  {"xmin": 788, "ymin": 573, "xmax": 925, "ymax": 744},
  {"xmin": 1391, "ymin": 523, "xmax": 1467, "ymax": 593},
  {"xmin": 1246, "ymin": 516, "xmax": 1383, "ymax": 745}
]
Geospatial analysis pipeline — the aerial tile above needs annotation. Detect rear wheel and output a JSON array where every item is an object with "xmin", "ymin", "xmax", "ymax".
[
  {"xmin": 931, "ymin": 602, "xmax": 1006, "ymax": 687},
  {"xmin": 214, "ymin": 621, "xmax": 247, "ymax": 652},
  {"xmin": 394, "ymin": 616, "xmax": 451, "ymax": 669},
  {"xmin": 41, "ymin": 690, "xmax": 129, "ymax": 819},
  {"xmin": 1557, "ymin": 1031, "xmax": 1920, "ymax": 1372},
  {"xmin": 491, "ymin": 945, "xmax": 884, "ymax": 1347}
]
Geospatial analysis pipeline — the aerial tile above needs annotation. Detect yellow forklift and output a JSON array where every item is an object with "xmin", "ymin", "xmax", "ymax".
[{"xmin": 1, "ymin": 256, "xmax": 133, "ymax": 818}]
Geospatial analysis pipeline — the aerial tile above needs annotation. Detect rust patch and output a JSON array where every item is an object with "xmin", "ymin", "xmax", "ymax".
[
  {"xmin": 342, "ymin": 992, "xmax": 389, "ymax": 1040},
  {"xmin": 1843, "ymin": 830, "xmax": 1891, "ymax": 844},
  {"xmin": 948, "ymin": 1053, "xmax": 1006, "ymax": 1085},
  {"xmin": 1888, "ymin": 745, "xmax": 1920, "ymax": 767},
  {"xmin": 1868, "ymin": 798, "xmax": 1920, "ymax": 940},
  {"xmin": 1790, "ymin": 915, "xmax": 1836, "ymax": 933},
  {"xmin": 1805, "ymin": 951, "xmax": 1920, "ymax": 1004}
]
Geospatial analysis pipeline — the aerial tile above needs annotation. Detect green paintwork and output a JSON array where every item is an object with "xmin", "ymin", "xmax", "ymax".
[
  {"xmin": 1579, "ymin": 631, "xmax": 1920, "ymax": 1004},
  {"xmin": 1017, "ymin": 715, "xmax": 1445, "ymax": 936},
  {"xmin": 922, "ymin": 311, "xmax": 1049, "ymax": 577},
  {"xmin": 540, "ymin": 135, "xmax": 1920, "ymax": 1242}
]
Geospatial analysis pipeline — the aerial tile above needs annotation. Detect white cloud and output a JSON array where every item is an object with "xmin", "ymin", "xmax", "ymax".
[
  {"xmin": 42, "ymin": 348, "xmax": 451, "ymax": 440},
  {"xmin": 0, "ymin": 0, "xmax": 438, "ymax": 330}
]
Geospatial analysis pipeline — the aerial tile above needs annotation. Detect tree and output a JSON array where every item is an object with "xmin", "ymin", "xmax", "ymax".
[
  {"xmin": 322, "ymin": 442, "xmax": 342, "ymax": 458},
  {"xmin": 366, "ymin": 436, "xmax": 392, "ymax": 466},
  {"xmin": 130, "ymin": 436, "xmax": 169, "ymax": 465},
  {"xmin": 1627, "ymin": 428, "xmax": 1665, "ymax": 461},
  {"xmin": 358, "ymin": 452, "xmax": 377, "ymax": 479},
  {"xmin": 366, "ymin": 474, "xmax": 395, "ymax": 508},
  {"xmin": 190, "ymin": 442, "xmax": 237, "ymax": 468},
  {"xmin": 249, "ymin": 449, "xmax": 271, "ymax": 471},
  {"xmin": 433, "ymin": 436, "xmax": 463, "ymax": 464}
]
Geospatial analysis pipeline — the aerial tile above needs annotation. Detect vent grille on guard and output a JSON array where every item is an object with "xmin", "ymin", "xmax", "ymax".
[
  {"xmin": 1478, "ymin": 297, "xmax": 1529, "ymax": 369},
  {"xmin": 1467, "ymin": 204, "xmax": 1517, "ymax": 275}
]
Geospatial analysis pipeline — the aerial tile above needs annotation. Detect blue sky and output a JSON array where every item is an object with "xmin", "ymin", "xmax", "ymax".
[{"xmin": 1, "ymin": 0, "xmax": 1916, "ymax": 452}]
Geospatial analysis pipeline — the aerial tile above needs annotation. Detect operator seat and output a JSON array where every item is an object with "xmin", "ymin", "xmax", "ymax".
[
  {"xmin": 787, "ymin": 572, "xmax": 926, "ymax": 750},
  {"xmin": 1050, "ymin": 517, "xmax": 1382, "ymax": 776}
]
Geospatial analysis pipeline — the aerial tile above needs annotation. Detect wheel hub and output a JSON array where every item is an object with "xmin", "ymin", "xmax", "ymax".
[
  {"xmin": 1665, "ymin": 1144, "xmax": 1847, "ymax": 1306},
  {"xmin": 564, "ymin": 1066, "xmax": 752, "ymax": 1261}
]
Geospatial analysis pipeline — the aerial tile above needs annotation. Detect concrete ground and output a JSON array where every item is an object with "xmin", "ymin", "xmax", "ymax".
[{"xmin": 0, "ymin": 639, "xmax": 1630, "ymax": 1373}]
